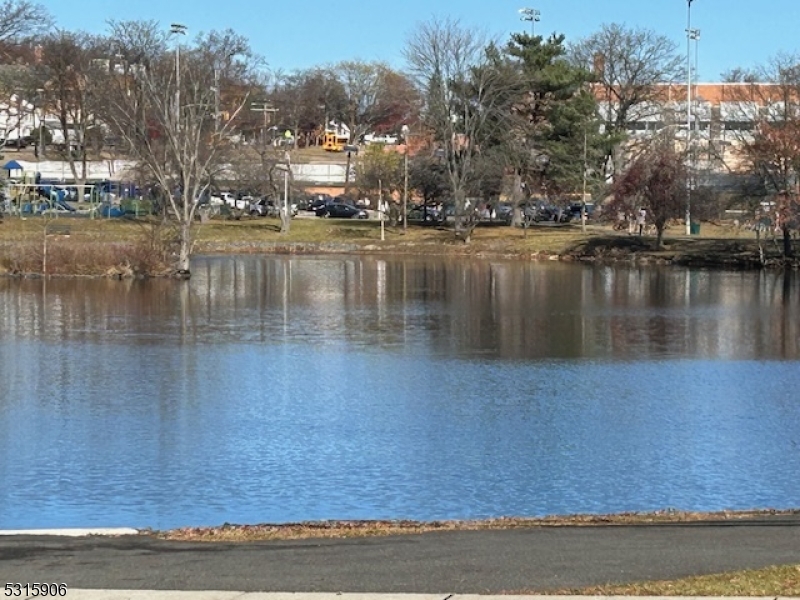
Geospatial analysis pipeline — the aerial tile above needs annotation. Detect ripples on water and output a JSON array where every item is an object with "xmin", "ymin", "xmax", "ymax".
[{"xmin": 0, "ymin": 256, "xmax": 799, "ymax": 529}]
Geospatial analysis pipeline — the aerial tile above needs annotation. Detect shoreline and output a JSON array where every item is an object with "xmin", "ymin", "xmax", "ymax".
[
  {"xmin": 152, "ymin": 508, "xmax": 800, "ymax": 542},
  {"xmin": 2, "ymin": 217, "xmax": 799, "ymax": 277}
]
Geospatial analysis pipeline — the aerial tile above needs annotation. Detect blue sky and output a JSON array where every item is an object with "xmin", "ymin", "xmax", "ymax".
[{"xmin": 41, "ymin": 0, "xmax": 797, "ymax": 81}]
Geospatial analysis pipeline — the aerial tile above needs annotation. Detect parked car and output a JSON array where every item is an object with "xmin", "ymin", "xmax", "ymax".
[
  {"xmin": 499, "ymin": 203, "xmax": 515, "ymax": 220},
  {"xmin": 332, "ymin": 195, "xmax": 357, "ymax": 207},
  {"xmin": 406, "ymin": 204, "xmax": 444, "ymax": 225},
  {"xmin": 524, "ymin": 203, "xmax": 572, "ymax": 224},
  {"xmin": 249, "ymin": 197, "xmax": 298, "ymax": 217},
  {"xmin": 476, "ymin": 202, "xmax": 513, "ymax": 225},
  {"xmin": 316, "ymin": 201, "xmax": 368, "ymax": 219},
  {"xmin": 569, "ymin": 202, "xmax": 597, "ymax": 221},
  {"xmin": 307, "ymin": 194, "xmax": 332, "ymax": 212},
  {"xmin": 249, "ymin": 198, "xmax": 271, "ymax": 217}
]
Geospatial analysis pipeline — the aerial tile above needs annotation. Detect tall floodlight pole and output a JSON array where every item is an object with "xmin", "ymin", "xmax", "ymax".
[
  {"xmin": 691, "ymin": 28, "xmax": 700, "ymax": 134},
  {"xmin": 518, "ymin": 8, "xmax": 540, "ymax": 36},
  {"xmin": 170, "ymin": 23, "xmax": 187, "ymax": 129},
  {"xmin": 685, "ymin": 1, "xmax": 693, "ymax": 235}
]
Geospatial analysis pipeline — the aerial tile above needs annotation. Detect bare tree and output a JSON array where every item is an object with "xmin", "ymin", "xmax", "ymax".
[
  {"xmin": 333, "ymin": 60, "xmax": 386, "ymax": 144},
  {"xmin": 569, "ymin": 24, "xmax": 683, "ymax": 175},
  {"xmin": 34, "ymin": 31, "xmax": 108, "ymax": 198},
  {"xmin": 0, "ymin": 0, "xmax": 52, "ymax": 44},
  {"xmin": 404, "ymin": 17, "xmax": 507, "ymax": 243},
  {"xmin": 265, "ymin": 68, "xmax": 348, "ymax": 147},
  {"xmin": 226, "ymin": 143, "xmax": 287, "ymax": 211},
  {"xmin": 100, "ymin": 20, "xmax": 257, "ymax": 276}
]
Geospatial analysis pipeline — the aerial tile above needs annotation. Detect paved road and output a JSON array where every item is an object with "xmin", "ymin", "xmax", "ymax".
[{"xmin": 2, "ymin": 518, "xmax": 799, "ymax": 593}]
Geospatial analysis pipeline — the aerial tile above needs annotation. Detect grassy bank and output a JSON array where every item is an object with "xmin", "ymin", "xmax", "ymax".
[
  {"xmin": 0, "ymin": 213, "xmax": 783, "ymax": 276},
  {"xmin": 555, "ymin": 564, "xmax": 800, "ymax": 596}
]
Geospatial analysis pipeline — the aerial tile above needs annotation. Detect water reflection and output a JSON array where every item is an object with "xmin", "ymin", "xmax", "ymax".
[
  {"xmin": 2, "ymin": 257, "xmax": 798, "ymax": 359},
  {"xmin": 1, "ymin": 257, "xmax": 799, "ymax": 530}
]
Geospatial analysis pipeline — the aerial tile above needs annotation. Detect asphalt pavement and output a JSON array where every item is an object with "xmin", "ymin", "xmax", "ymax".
[{"xmin": 2, "ymin": 517, "xmax": 800, "ymax": 593}]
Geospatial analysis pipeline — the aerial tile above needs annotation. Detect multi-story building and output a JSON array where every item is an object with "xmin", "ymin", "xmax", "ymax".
[{"xmin": 597, "ymin": 82, "xmax": 796, "ymax": 192}]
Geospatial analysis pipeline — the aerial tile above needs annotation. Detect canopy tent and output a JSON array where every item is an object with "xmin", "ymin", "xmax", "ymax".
[{"xmin": 2, "ymin": 159, "xmax": 24, "ymax": 171}]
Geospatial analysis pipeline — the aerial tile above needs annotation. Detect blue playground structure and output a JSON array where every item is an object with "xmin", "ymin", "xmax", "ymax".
[{"xmin": 36, "ymin": 184, "xmax": 77, "ymax": 212}]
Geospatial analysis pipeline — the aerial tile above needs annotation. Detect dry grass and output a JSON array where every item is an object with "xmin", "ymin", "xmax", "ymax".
[
  {"xmin": 155, "ymin": 508, "xmax": 799, "ymax": 542},
  {"xmin": 545, "ymin": 564, "xmax": 800, "ymax": 596},
  {"xmin": 0, "ymin": 216, "xmax": 175, "ymax": 276}
]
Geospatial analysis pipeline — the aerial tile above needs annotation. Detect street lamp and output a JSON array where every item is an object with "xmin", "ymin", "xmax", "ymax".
[
  {"xmin": 684, "ymin": 1, "xmax": 695, "ymax": 236},
  {"xmin": 518, "ymin": 8, "xmax": 540, "ymax": 36},
  {"xmin": 169, "ymin": 23, "xmax": 187, "ymax": 127},
  {"xmin": 401, "ymin": 124, "xmax": 410, "ymax": 233},
  {"xmin": 689, "ymin": 28, "xmax": 700, "ymax": 130}
]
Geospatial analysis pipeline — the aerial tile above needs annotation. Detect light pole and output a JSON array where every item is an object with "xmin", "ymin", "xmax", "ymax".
[
  {"xmin": 401, "ymin": 124, "xmax": 410, "ymax": 233},
  {"xmin": 170, "ymin": 23, "xmax": 187, "ymax": 128},
  {"xmin": 684, "ymin": 1, "xmax": 694, "ymax": 235},
  {"xmin": 518, "ymin": 7, "xmax": 540, "ymax": 36},
  {"xmin": 283, "ymin": 150, "xmax": 291, "ymax": 234},
  {"xmin": 690, "ymin": 28, "xmax": 700, "ymax": 134}
]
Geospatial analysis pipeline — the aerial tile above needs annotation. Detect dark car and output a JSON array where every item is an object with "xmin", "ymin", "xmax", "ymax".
[
  {"xmin": 479, "ymin": 202, "xmax": 513, "ymax": 225},
  {"xmin": 407, "ymin": 204, "xmax": 444, "ymax": 225},
  {"xmin": 316, "ymin": 201, "xmax": 368, "ymax": 219},
  {"xmin": 524, "ymin": 203, "xmax": 572, "ymax": 224},
  {"xmin": 569, "ymin": 202, "xmax": 597, "ymax": 221},
  {"xmin": 307, "ymin": 194, "xmax": 333, "ymax": 212}
]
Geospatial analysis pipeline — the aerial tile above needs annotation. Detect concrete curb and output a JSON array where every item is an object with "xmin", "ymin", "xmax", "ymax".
[{"xmin": 51, "ymin": 593, "xmax": 800, "ymax": 600}]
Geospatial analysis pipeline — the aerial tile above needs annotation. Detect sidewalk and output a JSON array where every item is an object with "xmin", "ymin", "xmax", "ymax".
[{"xmin": 38, "ymin": 594, "xmax": 800, "ymax": 600}]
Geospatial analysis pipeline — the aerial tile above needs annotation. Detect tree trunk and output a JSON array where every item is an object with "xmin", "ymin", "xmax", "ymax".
[
  {"xmin": 453, "ymin": 189, "xmax": 473, "ymax": 244},
  {"xmin": 656, "ymin": 225, "xmax": 665, "ymax": 249},
  {"xmin": 782, "ymin": 227, "xmax": 793, "ymax": 258},
  {"xmin": 177, "ymin": 221, "xmax": 192, "ymax": 277},
  {"xmin": 511, "ymin": 170, "xmax": 524, "ymax": 228}
]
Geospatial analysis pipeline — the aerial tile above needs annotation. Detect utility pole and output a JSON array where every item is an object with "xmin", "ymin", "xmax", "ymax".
[
  {"xmin": 401, "ymin": 124, "xmax": 410, "ymax": 233},
  {"xmin": 170, "ymin": 24, "xmax": 187, "ymax": 129},
  {"xmin": 685, "ymin": 1, "xmax": 694, "ymax": 236},
  {"xmin": 379, "ymin": 178, "xmax": 384, "ymax": 241},
  {"xmin": 251, "ymin": 102, "xmax": 277, "ymax": 146},
  {"xmin": 283, "ymin": 151, "xmax": 291, "ymax": 234}
]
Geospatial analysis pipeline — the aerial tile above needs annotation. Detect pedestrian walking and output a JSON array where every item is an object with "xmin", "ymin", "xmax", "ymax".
[{"xmin": 637, "ymin": 207, "xmax": 647, "ymax": 236}]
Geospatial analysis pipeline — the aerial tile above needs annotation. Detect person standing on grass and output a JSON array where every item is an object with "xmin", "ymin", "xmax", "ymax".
[{"xmin": 637, "ymin": 207, "xmax": 647, "ymax": 236}]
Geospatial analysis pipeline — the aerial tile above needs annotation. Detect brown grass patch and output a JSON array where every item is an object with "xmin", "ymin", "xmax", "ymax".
[
  {"xmin": 543, "ymin": 564, "xmax": 800, "ymax": 596},
  {"xmin": 155, "ymin": 508, "xmax": 799, "ymax": 542},
  {"xmin": 0, "ymin": 217, "xmax": 175, "ymax": 277}
]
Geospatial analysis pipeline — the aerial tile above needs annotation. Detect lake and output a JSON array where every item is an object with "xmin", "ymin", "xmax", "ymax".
[{"xmin": 1, "ymin": 255, "xmax": 799, "ymax": 530}]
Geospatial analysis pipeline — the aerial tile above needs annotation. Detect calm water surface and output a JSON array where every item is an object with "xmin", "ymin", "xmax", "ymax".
[{"xmin": 1, "ymin": 256, "xmax": 799, "ymax": 529}]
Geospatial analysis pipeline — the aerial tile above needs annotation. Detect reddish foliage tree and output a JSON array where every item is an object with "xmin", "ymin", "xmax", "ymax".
[
  {"xmin": 610, "ymin": 139, "xmax": 687, "ymax": 248},
  {"xmin": 746, "ymin": 120, "xmax": 800, "ymax": 257}
]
